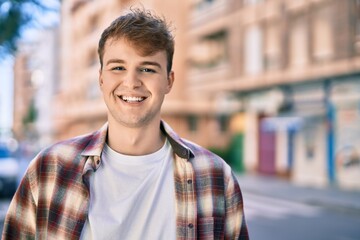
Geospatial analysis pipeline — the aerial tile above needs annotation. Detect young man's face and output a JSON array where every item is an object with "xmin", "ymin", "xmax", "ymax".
[{"xmin": 99, "ymin": 38, "xmax": 174, "ymax": 128}]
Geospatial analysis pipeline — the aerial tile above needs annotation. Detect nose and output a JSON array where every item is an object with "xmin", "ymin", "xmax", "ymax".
[{"xmin": 122, "ymin": 70, "xmax": 142, "ymax": 89}]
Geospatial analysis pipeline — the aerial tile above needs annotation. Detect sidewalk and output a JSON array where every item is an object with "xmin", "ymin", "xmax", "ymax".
[{"xmin": 236, "ymin": 173, "xmax": 360, "ymax": 214}]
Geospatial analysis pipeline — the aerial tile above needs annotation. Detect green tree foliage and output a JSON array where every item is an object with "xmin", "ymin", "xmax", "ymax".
[
  {"xmin": 0, "ymin": 0, "xmax": 60, "ymax": 58},
  {"xmin": 22, "ymin": 100, "xmax": 37, "ymax": 125},
  {"xmin": 209, "ymin": 133, "xmax": 245, "ymax": 173}
]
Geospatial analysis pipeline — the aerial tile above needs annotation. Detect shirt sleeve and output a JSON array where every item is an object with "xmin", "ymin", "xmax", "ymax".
[
  {"xmin": 2, "ymin": 161, "xmax": 38, "ymax": 239},
  {"xmin": 224, "ymin": 170, "xmax": 249, "ymax": 240}
]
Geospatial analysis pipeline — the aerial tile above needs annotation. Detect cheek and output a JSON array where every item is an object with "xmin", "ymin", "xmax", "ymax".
[
  {"xmin": 157, "ymin": 84, "xmax": 169, "ymax": 94},
  {"xmin": 100, "ymin": 84, "xmax": 113, "ymax": 97},
  {"xmin": 101, "ymin": 80, "xmax": 114, "ymax": 90},
  {"xmin": 100, "ymin": 83, "xmax": 107, "ymax": 93}
]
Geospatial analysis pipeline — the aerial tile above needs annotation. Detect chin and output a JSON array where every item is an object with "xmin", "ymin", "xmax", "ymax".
[{"xmin": 118, "ymin": 117, "xmax": 153, "ymax": 128}]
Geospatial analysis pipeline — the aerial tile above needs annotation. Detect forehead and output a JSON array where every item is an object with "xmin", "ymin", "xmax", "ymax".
[{"xmin": 103, "ymin": 37, "xmax": 167, "ymax": 62}]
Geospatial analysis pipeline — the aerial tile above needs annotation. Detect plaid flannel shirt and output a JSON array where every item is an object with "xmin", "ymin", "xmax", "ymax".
[{"xmin": 2, "ymin": 121, "xmax": 249, "ymax": 239}]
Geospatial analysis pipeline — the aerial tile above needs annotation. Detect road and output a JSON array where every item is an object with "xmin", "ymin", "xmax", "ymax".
[
  {"xmin": 1, "ymin": 192, "xmax": 360, "ymax": 239},
  {"xmin": 243, "ymin": 192, "xmax": 360, "ymax": 240}
]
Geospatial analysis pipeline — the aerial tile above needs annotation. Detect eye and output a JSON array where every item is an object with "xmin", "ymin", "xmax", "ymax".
[
  {"xmin": 111, "ymin": 66, "xmax": 125, "ymax": 71},
  {"xmin": 140, "ymin": 68, "xmax": 156, "ymax": 73}
]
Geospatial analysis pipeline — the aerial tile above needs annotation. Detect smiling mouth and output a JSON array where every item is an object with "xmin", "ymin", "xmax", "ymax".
[{"xmin": 120, "ymin": 96, "xmax": 146, "ymax": 103}]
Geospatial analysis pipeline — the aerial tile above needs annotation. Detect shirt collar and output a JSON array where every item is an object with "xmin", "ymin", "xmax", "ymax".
[
  {"xmin": 81, "ymin": 122, "xmax": 108, "ymax": 157},
  {"xmin": 160, "ymin": 120, "xmax": 194, "ymax": 160},
  {"xmin": 81, "ymin": 121, "xmax": 194, "ymax": 160}
]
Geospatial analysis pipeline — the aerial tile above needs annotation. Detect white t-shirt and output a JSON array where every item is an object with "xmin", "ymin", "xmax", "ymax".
[{"xmin": 80, "ymin": 140, "xmax": 176, "ymax": 240}]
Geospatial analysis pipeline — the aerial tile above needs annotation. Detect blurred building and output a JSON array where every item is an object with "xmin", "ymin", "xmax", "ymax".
[
  {"xmin": 32, "ymin": 28, "xmax": 60, "ymax": 148},
  {"xmin": 13, "ymin": 43, "xmax": 36, "ymax": 142},
  {"xmin": 15, "ymin": 0, "xmax": 359, "ymax": 190},
  {"xmin": 187, "ymin": 0, "xmax": 360, "ymax": 190},
  {"xmin": 13, "ymin": 27, "xmax": 60, "ymax": 153}
]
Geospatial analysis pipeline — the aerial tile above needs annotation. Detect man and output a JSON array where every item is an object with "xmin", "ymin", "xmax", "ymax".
[{"xmin": 2, "ymin": 9, "xmax": 249, "ymax": 240}]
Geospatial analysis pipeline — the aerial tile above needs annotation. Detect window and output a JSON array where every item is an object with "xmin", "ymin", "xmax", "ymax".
[
  {"xmin": 289, "ymin": 14, "xmax": 308, "ymax": 67},
  {"xmin": 88, "ymin": 14, "xmax": 99, "ymax": 34},
  {"xmin": 244, "ymin": 24, "xmax": 263, "ymax": 75},
  {"xmin": 312, "ymin": 4, "xmax": 334, "ymax": 62},
  {"xmin": 354, "ymin": 0, "xmax": 360, "ymax": 53},
  {"xmin": 217, "ymin": 115, "xmax": 229, "ymax": 132},
  {"xmin": 356, "ymin": 0, "xmax": 360, "ymax": 35},
  {"xmin": 71, "ymin": 0, "xmax": 89, "ymax": 14},
  {"xmin": 87, "ymin": 49, "xmax": 97, "ymax": 67},
  {"xmin": 243, "ymin": 0, "xmax": 264, "ymax": 5},
  {"xmin": 190, "ymin": 30, "xmax": 228, "ymax": 69},
  {"xmin": 187, "ymin": 115, "xmax": 198, "ymax": 132},
  {"xmin": 264, "ymin": 21, "xmax": 281, "ymax": 71}
]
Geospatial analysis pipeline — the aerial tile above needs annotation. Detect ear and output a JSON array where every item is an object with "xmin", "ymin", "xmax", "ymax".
[
  {"xmin": 99, "ymin": 68, "xmax": 103, "ymax": 88},
  {"xmin": 165, "ymin": 71, "xmax": 174, "ymax": 94}
]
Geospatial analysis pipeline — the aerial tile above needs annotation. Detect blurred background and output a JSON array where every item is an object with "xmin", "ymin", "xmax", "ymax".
[{"xmin": 1, "ymin": 0, "xmax": 360, "ymax": 239}]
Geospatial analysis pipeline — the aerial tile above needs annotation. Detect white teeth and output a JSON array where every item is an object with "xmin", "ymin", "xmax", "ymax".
[{"xmin": 121, "ymin": 96, "xmax": 145, "ymax": 102}]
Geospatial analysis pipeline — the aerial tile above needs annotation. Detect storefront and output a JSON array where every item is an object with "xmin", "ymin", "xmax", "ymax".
[
  {"xmin": 243, "ymin": 88, "xmax": 285, "ymax": 175},
  {"xmin": 290, "ymin": 82, "xmax": 330, "ymax": 187},
  {"xmin": 331, "ymin": 77, "xmax": 360, "ymax": 190}
]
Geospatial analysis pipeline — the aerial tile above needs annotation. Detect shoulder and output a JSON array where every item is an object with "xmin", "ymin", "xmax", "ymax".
[
  {"xmin": 179, "ymin": 138, "xmax": 241, "ymax": 200},
  {"xmin": 43, "ymin": 132, "xmax": 94, "ymax": 159},
  {"xmin": 162, "ymin": 120, "xmax": 235, "ymax": 178},
  {"xmin": 28, "ymin": 132, "xmax": 95, "ymax": 171},
  {"xmin": 180, "ymin": 138, "xmax": 233, "ymax": 176}
]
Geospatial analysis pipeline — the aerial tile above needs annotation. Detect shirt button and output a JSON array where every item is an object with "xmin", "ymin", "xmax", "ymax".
[
  {"xmin": 187, "ymin": 179, "xmax": 192, "ymax": 184},
  {"xmin": 188, "ymin": 223, "xmax": 194, "ymax": 229}
]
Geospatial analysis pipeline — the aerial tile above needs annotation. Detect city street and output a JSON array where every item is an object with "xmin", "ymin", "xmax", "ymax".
[
  {"xmin": 238, "ymin": 174, "xmax": 360, "ymax": 240},
  {"xmin": 244, "ymin": 192, "xmax": 360, "ymax": 240}
]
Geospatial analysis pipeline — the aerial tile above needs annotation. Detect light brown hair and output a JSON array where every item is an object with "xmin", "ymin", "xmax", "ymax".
[{"xmin": 98, "ymin": 8, "xmax": 174, "ymax": 73}]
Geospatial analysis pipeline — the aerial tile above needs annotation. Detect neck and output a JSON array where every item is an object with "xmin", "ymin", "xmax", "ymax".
[{"xmin": 107, "ymin": 119, "xmax": 165, "ymax": 156}]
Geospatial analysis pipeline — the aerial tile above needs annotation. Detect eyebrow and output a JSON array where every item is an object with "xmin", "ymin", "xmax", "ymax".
[
  {"xmin": 105, "ymin": 59, "xmax": 162, "ymax": 69},
  {"xmin": 141, "ymin": 61, "xmax": 162, "ymax": 69},
  {"xmin": 106, "ymin": 59, "xmax": 125, "ymax": 66}
]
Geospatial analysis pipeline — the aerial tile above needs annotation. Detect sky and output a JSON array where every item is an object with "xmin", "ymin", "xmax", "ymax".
[{"xmin": 0, "ymin": 0, "xmax": 60, "ymax": 137}]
